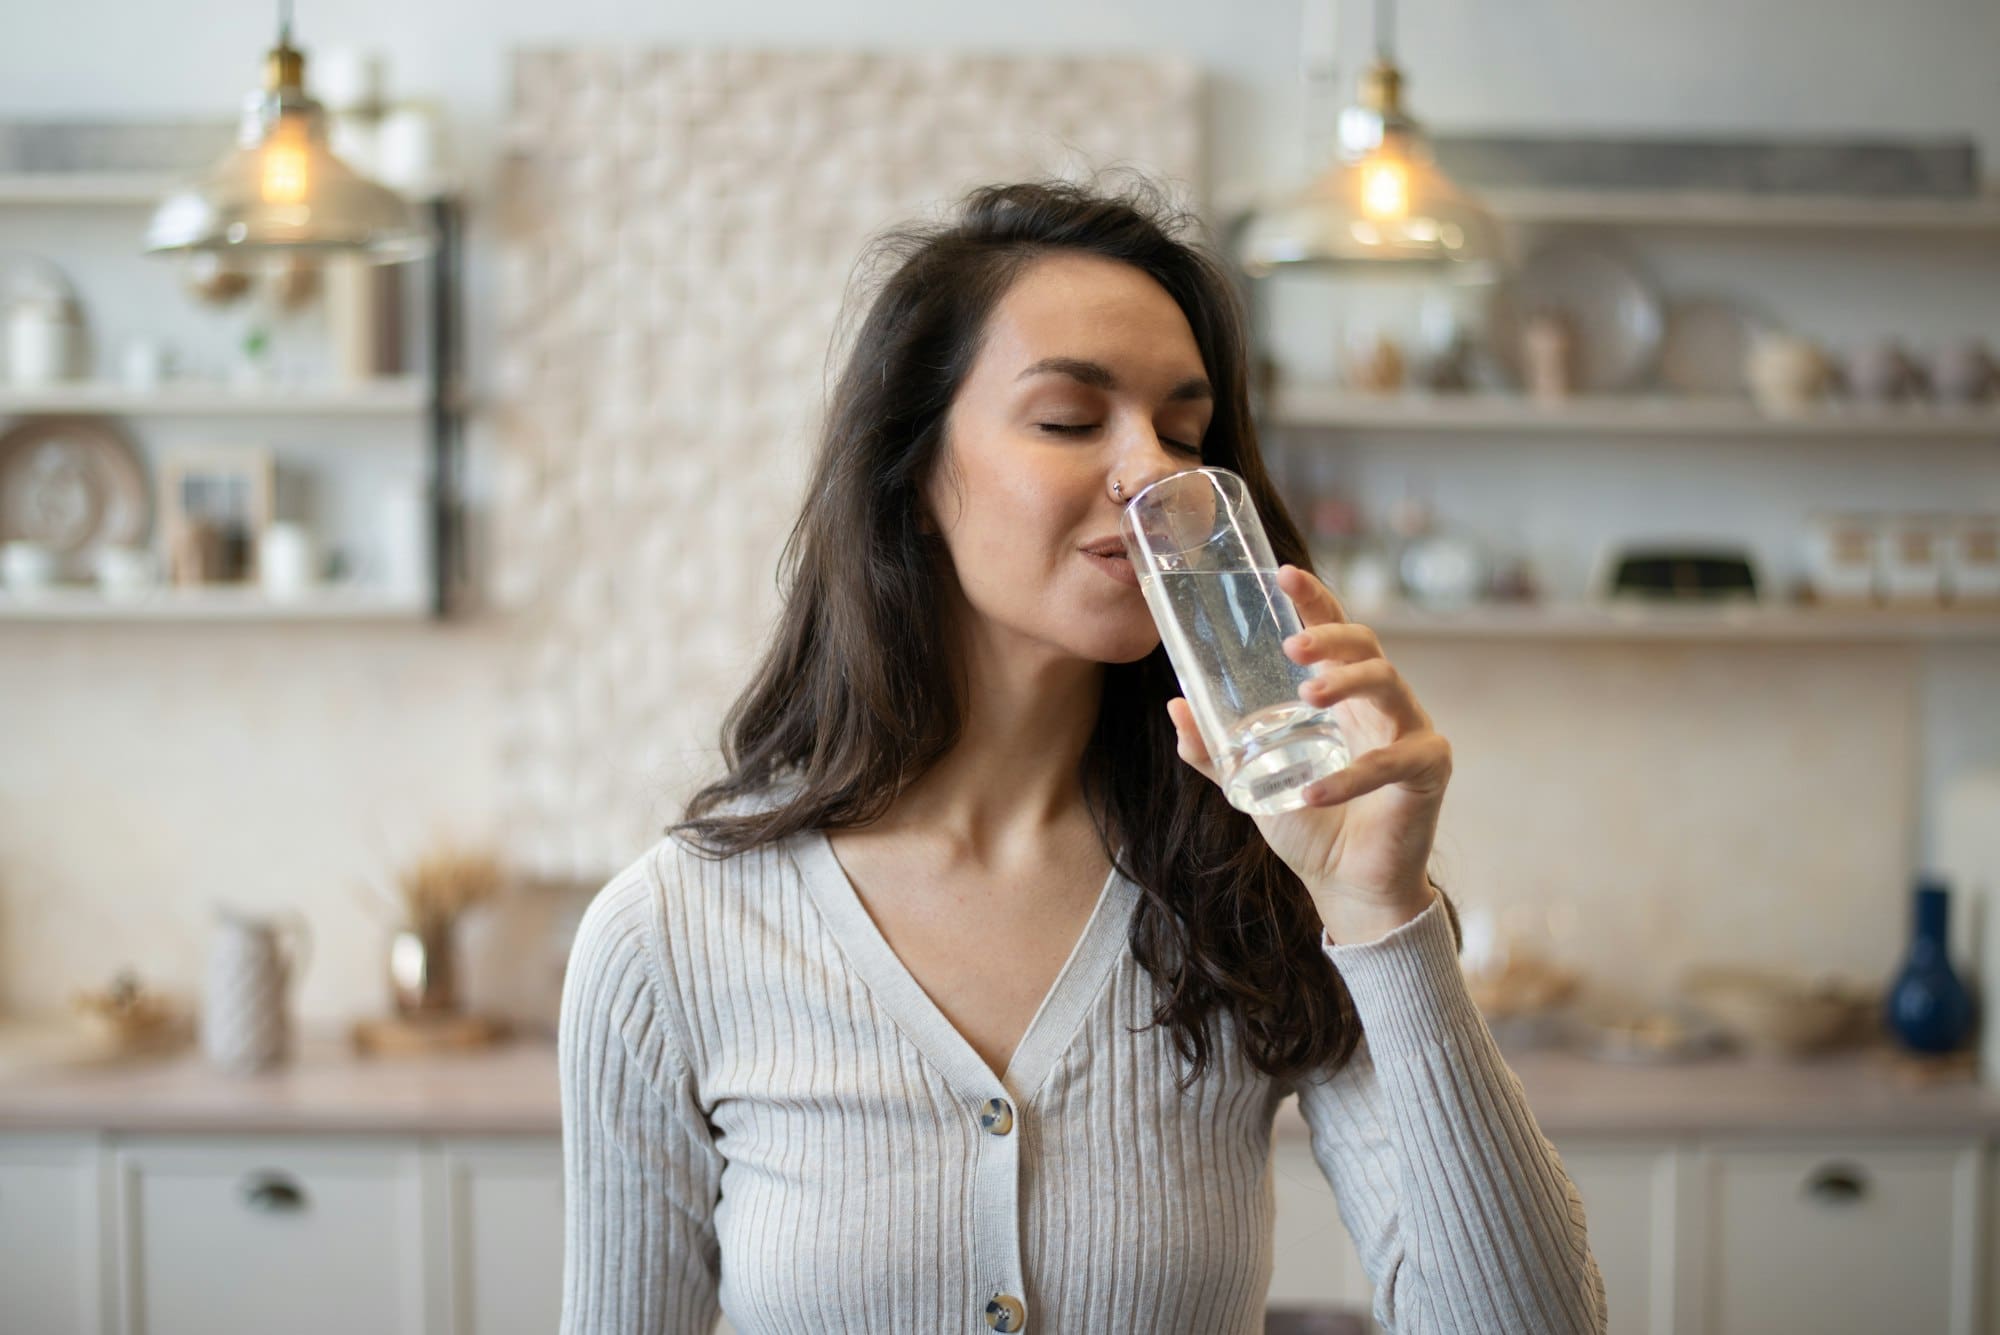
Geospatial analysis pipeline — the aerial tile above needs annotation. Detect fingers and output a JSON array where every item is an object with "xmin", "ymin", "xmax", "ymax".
[
  {"xmin": 1277, "ymin": 564, "xmax": 1347, "ymax": 627},
  {"xmin": 1283, "ymin": 620, "xmax": 1384, "ymax": 670},
  {"xmin": 1166, "ymin": 697, "xmax": 1219, "ymax": 784},
  {"xmin": 1295, "ymin": 657, "xmax": 1427, "ymax": 731},
  {"xmin": 1303, "ymin": 732, "xmax": 1453, "ymax": 807}
]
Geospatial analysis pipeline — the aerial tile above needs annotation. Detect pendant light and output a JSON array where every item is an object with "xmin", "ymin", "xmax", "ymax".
[
  {"xmin": 144, "ymin": 0, "xmax": 431, "ymax": 263},
  {"xmin": 1239, "ymin": 0, "xmax": 1500, "ymax": 280}
]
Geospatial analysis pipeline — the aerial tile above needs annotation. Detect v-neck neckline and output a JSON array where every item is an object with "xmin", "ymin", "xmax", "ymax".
[{"xmin": 794, "ymin": 826, "xmax": 1140, "ymax": 1104}]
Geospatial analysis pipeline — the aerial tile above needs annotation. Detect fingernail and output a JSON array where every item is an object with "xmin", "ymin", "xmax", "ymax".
[{"xmin": 1284, "ymin": 634, "xmax": 1306, "ymax": 652}]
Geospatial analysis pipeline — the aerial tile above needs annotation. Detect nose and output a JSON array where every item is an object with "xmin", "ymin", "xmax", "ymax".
[{"xmin": 1108, "ymin": 433, "xmax": 1196, "ymax": 504}]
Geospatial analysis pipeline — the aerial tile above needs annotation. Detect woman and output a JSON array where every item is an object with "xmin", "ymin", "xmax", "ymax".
[{"xmin": 560, "ymin": 178, "xmax": 1606, "ymax": 1334}]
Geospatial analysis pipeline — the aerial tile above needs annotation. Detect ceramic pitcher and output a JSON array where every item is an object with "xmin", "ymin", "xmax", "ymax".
[{"xmin": 201, "ymin": 905, "xmax": 312, "ymax": 1074}]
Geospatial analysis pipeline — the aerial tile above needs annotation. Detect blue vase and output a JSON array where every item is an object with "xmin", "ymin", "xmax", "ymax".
[{"xmin": 1884, "ymin": 879, "xmax": 1974, "ymax": 1054}]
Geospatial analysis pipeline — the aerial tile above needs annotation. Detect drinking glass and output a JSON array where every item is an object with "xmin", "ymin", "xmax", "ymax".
[{"xmin": 1121, "ymin": 466, "xmax": 1351, "ymax": 815}]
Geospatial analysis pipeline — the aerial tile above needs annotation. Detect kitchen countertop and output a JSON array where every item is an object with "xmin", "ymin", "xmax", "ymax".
[
  {"xmin": 3, "ymin": 1026, "xmax": 1999, "ymax": 1139},
  {"xmin": 0, "ymin": 1026, "xmax": 563, "ymax": 1137}
]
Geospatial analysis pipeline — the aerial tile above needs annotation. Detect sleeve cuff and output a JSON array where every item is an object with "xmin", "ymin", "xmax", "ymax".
[{"xmin": 1321, "ymin": 893, "xmax": 1489, "ymax": 1051}]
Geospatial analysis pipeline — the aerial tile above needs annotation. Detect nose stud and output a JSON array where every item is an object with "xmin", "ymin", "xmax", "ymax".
[{"xmin": 1111, "ymin": 478, "xmax": 1125, "ymax": 501}]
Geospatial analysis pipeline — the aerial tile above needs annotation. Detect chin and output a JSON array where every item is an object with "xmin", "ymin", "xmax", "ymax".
[{"xmin": 1074, "ymin": 616, "xmax": 1161, "ymax": 665}]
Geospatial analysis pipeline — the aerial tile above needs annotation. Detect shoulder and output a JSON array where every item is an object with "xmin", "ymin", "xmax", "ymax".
[
  {"xmin": 563, "ymin": 843, "xmax": 676, "ymax": 1019},
  {"xmin": 569, "ymin": 809, "xmax": 809, "ymax": 974}
]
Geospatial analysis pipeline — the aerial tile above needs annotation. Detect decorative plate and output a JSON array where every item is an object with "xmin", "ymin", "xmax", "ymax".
[
  {"xmin": 0, "ymin": 415, "xmax": 152, "ymax": 572},
  {"xmin": 1486, "ymin": 236, "xmax": 1665, "ymax": 393}
]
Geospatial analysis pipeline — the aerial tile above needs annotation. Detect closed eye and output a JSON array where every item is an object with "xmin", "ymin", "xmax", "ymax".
[{"xmin": 1036, "ymin": 423, "xmax": 1202, "ymax": 457}]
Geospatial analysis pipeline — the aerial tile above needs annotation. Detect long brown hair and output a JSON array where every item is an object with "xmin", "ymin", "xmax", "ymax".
[{"xmin": 673, "ymin": 177, "xmax": 1450, "ymax": 1087}]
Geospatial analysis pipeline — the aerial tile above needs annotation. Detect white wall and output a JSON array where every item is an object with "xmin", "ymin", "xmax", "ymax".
[{"xmin": 2, "ymin": 1, "xmax": 1997, "ymax": 1027}]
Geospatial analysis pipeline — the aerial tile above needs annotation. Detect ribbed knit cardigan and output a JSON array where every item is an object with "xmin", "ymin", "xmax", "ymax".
[{"xmin": 559, "ymin": 828, "xmax": 1607, "ymax": 1334}]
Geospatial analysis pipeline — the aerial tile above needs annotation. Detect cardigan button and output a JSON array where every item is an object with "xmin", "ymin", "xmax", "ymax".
[
  {"xmin": 984, "ymin": 1292, "xmax": 1026, "ymax": 1331},
  {"xmin": 978, "ymin": 1097, "xmax": 1014, "ymax": 1136}
]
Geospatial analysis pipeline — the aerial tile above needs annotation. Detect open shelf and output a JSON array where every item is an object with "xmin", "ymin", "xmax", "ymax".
[
  {"xmin": 1478, "ymin": 186, "xmax": 2000, "ymax": 233},
  {"xmin": 0, "ymin": 585, "xmax": 431, "ymax": 622},
  {"xmin": 0, "ymin": 377, "xmax": 432, "ymax": 417},
  {"xmin": 1270, "ymin": 386, "xmax": 2000, "ymax": 441},
  {"xmin": 1358, "ymin": 598, "xmax": 2000, "ymax": 643}
]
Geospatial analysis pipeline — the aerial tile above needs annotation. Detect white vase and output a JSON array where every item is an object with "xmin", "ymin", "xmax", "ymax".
[
  {"xmin": 200, "ymin": 906, "xmax": 311, "ymax": 1074},
  {"xmin": 5, "ymin": 297, "xmax": 78, "ymax": 385}
]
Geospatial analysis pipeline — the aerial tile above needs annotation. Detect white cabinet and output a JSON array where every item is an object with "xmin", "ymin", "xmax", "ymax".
[
  {"xmin": 1267, "ymin": 1131, "xmax": 1682, "ymax": 1335},
  {"xmin": 1558, "ymin": 1144, "xmax": 1679, "ymax": 1335},
  {"xmin": 0, "ymin": 1124, "xmax": 1991, "ymax": 1335},
  {"xmin": 1267, "ymin": 1132, "xmax": 1375, "ymax": 1319},
  {"xmin": 1264, "ymin": 1131, "xmax": 1992, "ymax": 1335},
  {"xmin": 0, "ymin": 1133, "xmax": 106, "ymax": 1335},
  {"xmin": 1693, "ymin": 1140, "xmax": 1985, "ymax": 1335},
  {"xmin": 111, "ymin": 1136, "xmax": 431, "ymax": 1335},
  {"xmin": 1989, "ymin": 1147, "xmax": 2000, "ymax": 1335},
  {"xmin": 435, "ymin": 1138, "xmax": 566, "ymax": 1335}
]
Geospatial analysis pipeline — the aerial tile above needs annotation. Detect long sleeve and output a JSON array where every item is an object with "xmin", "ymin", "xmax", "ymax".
[
  {"xmin": 1295, "ymin": 895, "xmax": 1608, "ymax": 1334},
  {"xmin": 559, "ymin": 854, "xmax": 726, "ymax": 1335}
]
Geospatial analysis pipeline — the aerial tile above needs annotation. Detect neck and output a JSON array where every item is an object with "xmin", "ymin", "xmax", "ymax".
[{"xmin": 878, "ymin": 596, "xmax": 1106, "ymax": 865}]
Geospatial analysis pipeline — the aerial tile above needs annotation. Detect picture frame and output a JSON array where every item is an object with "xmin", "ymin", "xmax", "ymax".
[{"xmin": 157, "ymin": 445, "xmax": 274, "ymax": 586}]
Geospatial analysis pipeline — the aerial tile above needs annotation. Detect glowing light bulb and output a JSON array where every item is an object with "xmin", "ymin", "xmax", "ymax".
[
  {"xmin": 259, "ymin": 118, "xmax": 311, "ymax": 205},
  {"xmin": 1358, "ymin": 154, "xmax": 1409, "ymax": 221}
]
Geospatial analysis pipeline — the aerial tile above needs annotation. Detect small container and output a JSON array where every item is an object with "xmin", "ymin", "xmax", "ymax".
[
  {"xmin": 1801, "ymin": 512, "xmax": 1879, "ymax": 605},
  {"xmin": 1521, "ymin": 310, "xmax": 1574, "ymax": 402},
  {"xmin": 1748, "ymin": 332, "xmax": 1832, "ymax": 417},
  {"xmin": 1338, "ymin": 545, "xmax": 1399, "ymax": 614},
  {"xmin": 258, "ymin": 522, "xmax": 317, "ymax": 601},
  {"xmin": 94, "ymin": 544, "xmax": 161, "ymax": 599},
  {"xmin": 1941, "ymin": 513, "xmax": 2000, "ymax": 605},
  {"xmin": 1340, "ymin": 329, "xmax": 1405, "ymax": 395},
  {"xmin": 1931, "ymin": 338, "xmax": 1998, "ymax": 406},
  {"xmin": 1841, "ymin": 338, "xmax": 1921, "ymax": 404},
  {"xmin": 1, "ymin": 540, "xmax": 58, "ymax": 594},
  {"xmin": 1400, "ymin": 529, "xmax": 1490, "ymax": 612},
  {"xmin": 5, "ymin": 292, "xmax": 81, "ymax": 385},
  {"xmin": 1878, "ymin": 512, "xmax": 1949, "ymax": 606},
  {"xmin": 118, "ymin": 337, "xmax": 174, "ymax": 390}
]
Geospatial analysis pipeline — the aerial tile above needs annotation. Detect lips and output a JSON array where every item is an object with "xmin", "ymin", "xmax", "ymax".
[{"xmin": 1081, "ymin": 547, "xmax": 1140, "ymax": 587}]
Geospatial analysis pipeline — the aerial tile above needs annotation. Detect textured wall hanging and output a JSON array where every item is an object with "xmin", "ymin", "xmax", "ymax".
[{"xmin": 494, "ymin": 48, "xmax": 1203, "ymax": 880}]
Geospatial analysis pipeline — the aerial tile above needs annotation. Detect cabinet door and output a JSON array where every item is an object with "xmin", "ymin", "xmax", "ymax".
[
  {"xmin": 1557, "ymin": 1143, "xmax": 1679, "ymax": 1335},
  {"xmin": 0, "ymin": 1133, "xmax": 106, "ymax": 1335},
  {"xmin": 112, "ymin": 1136, "xmax": 428, "ymax": 1335},
  {"xmin": 1268, "ymin": 1109, "xmax": 1377, "ymax": 1327},
  {"xmin": 436, "ymin": 1138, "xmax": 564, "ymax": 1335},
  {"xmin": 1698, "ymin": 1140, "xmax": 1983, "ymax": 1335},
  {"xmin": 1988, "ymin": 1144, "xmax": 1999, "ymax": 1335}
]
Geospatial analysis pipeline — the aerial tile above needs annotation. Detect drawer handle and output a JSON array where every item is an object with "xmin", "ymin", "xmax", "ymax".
[
  {"xmin": 1802, "ymin": 1162, "xmax": 1869, "ymax": 1206},
  {"xmin": 239, "ymin": 1171, "xmax": 308, "ymax": 1214}
]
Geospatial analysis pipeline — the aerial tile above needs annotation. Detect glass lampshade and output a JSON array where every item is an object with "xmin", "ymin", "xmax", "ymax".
[
  {"xmin": 1239, "ymin": 61, "xmax": 1502, "ymax": 281},
  {"xmin": 145, "ymin": 45, "xmax": 431, "ymax": 263}
]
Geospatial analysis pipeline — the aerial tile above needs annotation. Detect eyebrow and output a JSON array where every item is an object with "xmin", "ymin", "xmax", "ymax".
[{"xmin": 1015, "ymin": 356, "xmax": 1213, "ymax": 403}]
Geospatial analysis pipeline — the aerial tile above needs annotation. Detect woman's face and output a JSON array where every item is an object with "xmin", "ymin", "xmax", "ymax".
[{"xmin": 925, "ymin": 252, "xmax": 1215, "ymax": 667}]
